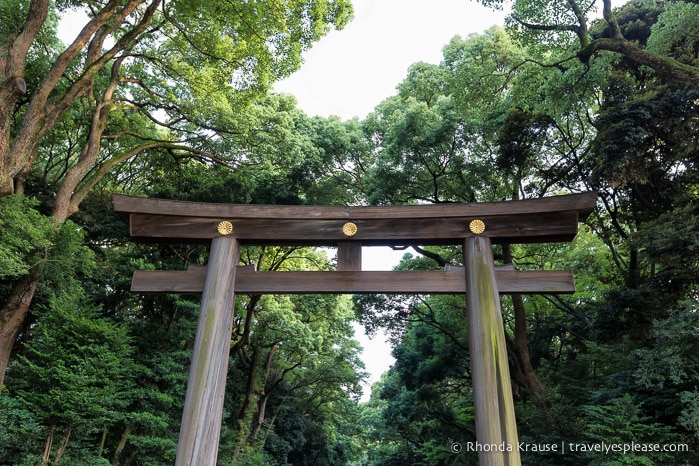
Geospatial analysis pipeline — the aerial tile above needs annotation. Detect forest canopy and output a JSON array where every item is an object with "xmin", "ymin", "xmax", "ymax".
[{"xmin": 1, "ymin": 0, "xmax": 699, "ymax": 465}]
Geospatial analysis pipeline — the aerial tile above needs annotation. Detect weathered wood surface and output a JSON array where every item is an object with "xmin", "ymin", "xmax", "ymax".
[
  {"xmin": 113, "ymin": 192, "xmax": 597, "ymax": 245},
  {"xmin": 113, "ymin": 191, "xmax": 597, "ymax": 219},
  {"xmin": 131, "ymin": 266, "xmax": 576, "ymax": 294},
  {"xmin": 176, "ymin": 237, "xmax": 240, "ymax": 466},
  {"xmin": 464, "ymin": 236, "xmax": 521, "ymax": 466},
  {"xmin": 337, "ymin": 242, "xmax": 362, "ymax": 271},
  {"xmin": 125, "ymin": 211, "xmax": 581, "ymax": 244}
]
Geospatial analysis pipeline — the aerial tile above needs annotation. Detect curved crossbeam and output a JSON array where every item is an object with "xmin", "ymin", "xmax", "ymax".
[{"xmin": 113, "ymin": 191, "xmax": 596, "ymax": 245}]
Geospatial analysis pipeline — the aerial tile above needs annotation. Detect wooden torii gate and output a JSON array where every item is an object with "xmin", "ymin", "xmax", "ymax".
[{"xmin": 113, "ymin": 191, "xmax": 596, "ymax": 466}]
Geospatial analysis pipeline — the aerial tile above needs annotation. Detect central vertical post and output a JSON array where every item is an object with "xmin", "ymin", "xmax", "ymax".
[
  {"xmin": 176, "ymin": 236, "xmax": 240, "ymax": 466},
  {"xmin": 464, "ymin": 236, "xmax": 521, "ymax": 466}
]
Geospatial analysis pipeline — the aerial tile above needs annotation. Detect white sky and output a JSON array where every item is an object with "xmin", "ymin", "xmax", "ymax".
[
  {"xmin": 276, "ymin": 0, "xmax": 509, "ymax": 400},
  {"xmin": 274, "ymin": 0, "xmax": 507, "ymax": 120}
]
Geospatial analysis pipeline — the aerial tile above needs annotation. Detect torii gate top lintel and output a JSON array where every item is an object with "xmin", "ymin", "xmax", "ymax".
[{"xmin": 112, "ymin": 191, "xmax": 596, "ymax": 247}]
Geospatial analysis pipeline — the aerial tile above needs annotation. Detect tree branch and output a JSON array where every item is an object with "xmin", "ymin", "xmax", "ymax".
[{"xmin": 578, "ymin": 37, "xmax": 699, "ymax": 86}]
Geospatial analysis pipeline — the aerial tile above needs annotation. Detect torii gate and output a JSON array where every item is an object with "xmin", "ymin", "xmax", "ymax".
[{"xmin": 113, "ymin": 191, "xmax": 596, "ymax": 466}]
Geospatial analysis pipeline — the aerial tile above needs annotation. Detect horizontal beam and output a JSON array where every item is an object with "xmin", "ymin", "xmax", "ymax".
[
  {"xmin": 114, "ymin": 192, "xmax": 597, "ymax": 220},
  {"xmin": 126, "ymin": 210, "xmax": 580, "ymax": 245},
  {"xmin": 131, "ymin": 266, "xmax": 576, "ymax": 295},
  {"xmin": 113, "ymin": 192, "xmax": 597, "ymax": 245}
]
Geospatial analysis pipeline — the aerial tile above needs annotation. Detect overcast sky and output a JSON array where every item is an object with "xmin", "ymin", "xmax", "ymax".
[{"xmin": 274, "ymin": 0, "xmax": 507, "ymax": 120}]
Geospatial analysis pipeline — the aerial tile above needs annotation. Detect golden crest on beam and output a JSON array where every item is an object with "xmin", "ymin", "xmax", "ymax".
[
  {"xmin": 342, "ymin": 222, "xmax": 358, "ymax": 237},
  {"xmin": 469, "ymin": 219, "xmax": 486, "ymax": 235},
  {"xmin": 217, "ymin": 221, "xmax": 234, "ymax": 236}
]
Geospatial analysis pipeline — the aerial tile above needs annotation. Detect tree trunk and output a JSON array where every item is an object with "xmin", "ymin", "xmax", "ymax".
[
  {"xmin": 260, "ymin": 397, "xmax": 286, "ymax": 448},
  {"xmin": 2, "ymin": 0, "xmax": 157, "ymax": 191},
  {"xmin": 0, "ymin": 0, "xmax": 159, "ymax": 198},
  {"xmin": 249, "ymin": 392, "xmax": 272, "ymax": 448},
  {"xmin": 42, "ymin": 425, "xmax": 54, "ymax": 466},
  {"xmin": 98, "ymin": 426, "xmax": 108, "ymax": 457},
  {"xmin": 504, "ymin": 296, "xmax": 550, "ymax": 409},
  {"xmin": 52, "ymin": 57, "xmax": 125, "ymax": 223},
  {"xmin": 234, "ymin": 344, "xmax": 279, "ymax": 459},
  {"xmin": 53, "ymin": 424, "xmax": 72, "ymax": 464},
  {"xmin": 238, "ymin": 346, "xmax": 260, "ymax": 420},
  {"xmin": 249, "ymin": 344, "xmax": 278, "ymax": 448},
  {"xmin": 0, "ymin": 0, "xmax": 51, "ymax": 196},
  {"xmin": 231, "ymin": 345, "xmax": 259, "ymax": 458},
  {"xmin": 502, "ymin": 244, "xmax": 550, "ymax": 409},
  {"xmin": 0, "ymin": 272, "xmax": 40, "ymax": 389},
  {"xmin": 231, "ymin": 296, "xmax": 260, "ymax": 356},
  {"xmin": 112, "ymin": 426, "xmax": 133, "ymax": 466}
]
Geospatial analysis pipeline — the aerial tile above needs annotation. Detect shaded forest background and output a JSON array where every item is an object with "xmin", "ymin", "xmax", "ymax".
[{"xmin": 1, "ymin": 0, "xmax": 699, "ymax": 464}]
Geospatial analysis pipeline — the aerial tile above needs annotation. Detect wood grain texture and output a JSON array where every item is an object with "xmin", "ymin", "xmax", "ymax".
[
  {"xmin": 131, "ymin": 267, "xmax": 575, "ymax": 294},
  {"xmin": 337, "ymin": 242, "xmax": 362, "ymax": 271},
  {"xmin": 113, "ymin": 191, "xmax": 597, "ymax": 220},
  {"xmin": 126, "ymin": 210, "xmax": 581, "ymax": 244},
  {"xmin": 176, "ymin": 237, "xmax": 240, "ymax": 466},
  {"xmin": 464, "ymin": 236, "xmax": 521, "ymax": 466}
]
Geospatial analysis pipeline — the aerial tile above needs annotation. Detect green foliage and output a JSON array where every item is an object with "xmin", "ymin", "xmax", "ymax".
[
  {"xmin": 592, "ymin": 82, "xmax": 699, "ymax": 198},
  {"xmin": 582, "ymin": 395, "xmax": 676, "ymax": 465},
  {"xmin": 356, "ymin": 288, "xmax": 475, "ymax": 465},
  {"xmin": 364, "ymin": 93, "xmax": 491, "ymax": 204},
  {"xmin": 0, "ymin": 0, "xmax": 27, "ymax": 42},
  {"xmin": 0, "ymin": 195, "xmax": 54, "ymax": 279},
  {"xmin": 0, "ymin": 392, "xmax": 42, "ymax": 465},
  {"xmin": 678, "ymin": 390, "xmax": 699, "ymax": 437},
  {"xmin": 10, "ymin": 290, "xmax": 136, "ymax": 455},
  {"xmin": 591, "ymin": 1, "xmax": 662, "ymax": 47},
  {"xmin": 633, "ymin": 302, "xmax": 699, "ymax": 442},
  {"xmin": 443, "ymin": 26, "xmax": 526, "ymax": 120},
  {"xmin": 647, "ymin": 2, "xmax": 699, "ymax": 64}
]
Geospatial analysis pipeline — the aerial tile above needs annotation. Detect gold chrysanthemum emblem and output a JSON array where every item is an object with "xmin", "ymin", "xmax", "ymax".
[
  {"xmin": 469, "ymin": 219, "xmax": 486, "ymax": 235},
  {"xmin": 217, "ymin": 221, "xmax": 234, "ymax": 236},
  {"xmin": 342, "ymin": 222, "xmax": 358, "ymax": 237}
]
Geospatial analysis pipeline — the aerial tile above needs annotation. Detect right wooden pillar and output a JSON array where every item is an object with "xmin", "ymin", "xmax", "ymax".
[{"xmin": 464, "ymin": 236, "xmax": 521, "ymax": 466}]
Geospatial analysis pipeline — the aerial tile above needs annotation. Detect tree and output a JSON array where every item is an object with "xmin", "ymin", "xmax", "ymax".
[
  {"xmin": 479, "ymin": 0, "xmax": 699, "ymax": 85},
  {"xmin": 360, "ymin": 309, "xmax": 476, "ymax": 465},
  {"xmin": 0, "ymin": 0, "xmax": 352, "ymax": 388},
  {"xmin": 13, "ymin": 293, "xmax": 136, "ymax": 465},
  {"xmin": 226, "ymin": 265, "xmax": 366, "ymax": 463}
]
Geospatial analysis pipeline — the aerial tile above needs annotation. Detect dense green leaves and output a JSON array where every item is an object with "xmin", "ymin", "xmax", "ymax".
[{"xmin": 0, "ymin": 196, "xmax": 54, "ymax": 279}]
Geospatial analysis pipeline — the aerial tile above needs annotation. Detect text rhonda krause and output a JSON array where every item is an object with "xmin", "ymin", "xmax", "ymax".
[{"xmin": 460, "ymin": 441, "xmax": 690, "ymax": 454}]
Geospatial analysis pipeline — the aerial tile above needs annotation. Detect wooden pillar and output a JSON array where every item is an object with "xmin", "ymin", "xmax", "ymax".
[
  {"xmin": 337, "ymin": 242, "xmax": 362, "ymax": 271},
  {"xmin": 464, "ymin": 236, "xmax": 520, "ymax": 466},
  {"xmin": 176, "ymin": 236, "xmax": 241, "ymax": 466}
]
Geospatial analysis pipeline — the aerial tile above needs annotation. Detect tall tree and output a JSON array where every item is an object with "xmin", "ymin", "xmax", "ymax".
[{"xmin": 0, "ymin": 0, "xmax": 352, "ymax": 388}]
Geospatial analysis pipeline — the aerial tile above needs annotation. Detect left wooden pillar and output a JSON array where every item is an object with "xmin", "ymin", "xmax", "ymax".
[{"xmin": 176, "ymin": 236, "xmax": 240, "ymax": 466}]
